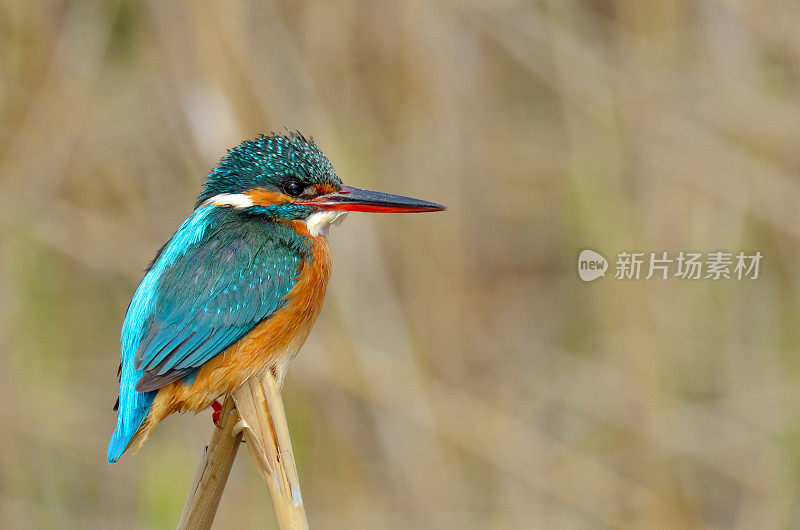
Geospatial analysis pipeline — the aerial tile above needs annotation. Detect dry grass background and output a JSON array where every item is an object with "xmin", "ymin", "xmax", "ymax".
[{"xmin": 2, "ymin": 1, "xmax": 800, "ymax": 528}]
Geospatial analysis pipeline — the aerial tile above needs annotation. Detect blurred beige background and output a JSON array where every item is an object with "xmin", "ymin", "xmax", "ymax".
[{"xmin": 3, "ymin": 1, "xmax": 800, "ymax": 528}]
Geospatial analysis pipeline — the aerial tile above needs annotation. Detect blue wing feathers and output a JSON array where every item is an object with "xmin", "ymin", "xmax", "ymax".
[
  {"xmin": 108, "ymin": 206, "xmax": 307, "ymax": 462},
  {"xmin": 146, "ymin": 328, "xmax": 195, "ymax": 372}
]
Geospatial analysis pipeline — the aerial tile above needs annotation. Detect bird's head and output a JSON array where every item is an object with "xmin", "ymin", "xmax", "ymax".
[{"xmin": 197, "ymin": 132, "xmax": 445, "ymax": 235}]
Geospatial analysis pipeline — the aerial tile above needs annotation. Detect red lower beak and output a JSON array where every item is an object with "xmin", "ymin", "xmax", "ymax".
[{"xmin": 298, "ymin": 185, "xmax": 446, "ymax": 213}]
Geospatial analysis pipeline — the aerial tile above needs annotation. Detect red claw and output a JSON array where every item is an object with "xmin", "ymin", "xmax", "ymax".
[{"xmin": 211, "ymin": 400, "xmax": 222, "ymax": 428}]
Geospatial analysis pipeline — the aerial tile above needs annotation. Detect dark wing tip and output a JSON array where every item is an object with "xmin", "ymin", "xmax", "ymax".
[{"xmin": 135, "ymin": 369, "xmax": 191, "ymax": 393}]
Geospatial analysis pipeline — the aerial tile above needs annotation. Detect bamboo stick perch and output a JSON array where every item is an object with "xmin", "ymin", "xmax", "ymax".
[
  {"xmin": 177, "ymin": 369, "xmax": 308, "ymax": 530},
  {"xmin": 232, "ymin": 370, "xmax": 309, "ymax": 529},
  {"xmin": 177, "ymin": 396, "xmax": 242, "ymax": 530}
]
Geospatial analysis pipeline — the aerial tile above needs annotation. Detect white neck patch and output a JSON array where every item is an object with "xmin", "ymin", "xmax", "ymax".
[
  {"xmin": 202, "ymin": 193, "xmax": 254, "ymax": 209},
  {"xmin": 306, "ymin": 210, "xmax": 348, "ymax": 237}
]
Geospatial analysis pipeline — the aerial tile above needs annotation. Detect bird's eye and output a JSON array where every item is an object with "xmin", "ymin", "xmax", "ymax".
[{"xmin": 282, "ymin": 178, "xmax": 305, "ymax": 197}]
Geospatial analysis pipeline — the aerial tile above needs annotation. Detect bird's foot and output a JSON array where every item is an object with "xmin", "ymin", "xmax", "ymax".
[{"xmin": 211, "ymin": 400, "xmax": 223, "ymax": 428}]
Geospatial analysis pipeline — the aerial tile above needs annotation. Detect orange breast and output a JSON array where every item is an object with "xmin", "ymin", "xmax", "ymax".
[{"xmin": 128, "ymin": 222, "xmax": 331, "ymax": 453}]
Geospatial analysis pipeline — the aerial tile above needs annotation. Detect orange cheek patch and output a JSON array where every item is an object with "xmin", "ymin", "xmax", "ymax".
[
  {"xmin": 314, "ymin": 184, "xmax": 338, "ymax": 195},
  {"xmin": 248, "ymin": 187, "xmax": 291, "ymax": 207}
]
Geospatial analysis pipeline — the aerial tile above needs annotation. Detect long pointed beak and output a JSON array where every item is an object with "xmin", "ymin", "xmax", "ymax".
[{"xmin": 298, "ymin": 185, "xmax": 446, "ymax": 213}]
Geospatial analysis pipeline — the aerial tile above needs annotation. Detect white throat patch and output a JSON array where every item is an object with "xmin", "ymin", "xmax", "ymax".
[{"xmin": 306, "ymin": 210, "xmax": 348, "ymax": 237}]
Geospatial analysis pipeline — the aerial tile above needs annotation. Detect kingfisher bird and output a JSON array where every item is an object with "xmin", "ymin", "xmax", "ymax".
[{"xmin": 108, "ymin": 132, "xmax": 445, "ymax": 463}]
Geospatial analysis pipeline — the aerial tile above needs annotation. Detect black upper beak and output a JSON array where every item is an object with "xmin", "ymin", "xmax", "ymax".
[{"xmin": 298, "ymin": 185, "xmax": 446, "ymax": 213}]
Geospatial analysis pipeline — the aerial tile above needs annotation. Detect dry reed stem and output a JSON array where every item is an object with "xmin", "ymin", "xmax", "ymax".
[
  {"xmin": 232, "ymin": 372, "xmax": 308, "ymax": 530},
  {"xmin": 177, "ymin": 396, "xmax": 242, "ymax": 530}
]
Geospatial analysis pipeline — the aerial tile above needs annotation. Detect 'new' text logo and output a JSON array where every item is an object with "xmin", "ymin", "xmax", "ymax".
[{"xmin": 578, "ymin": 250, "xmax": 608, "ymax": 282}]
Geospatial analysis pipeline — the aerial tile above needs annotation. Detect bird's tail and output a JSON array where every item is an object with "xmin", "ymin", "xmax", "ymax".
[{"xmin": 107, "ymin": 363, "xmax": 155, "ymax": 463}]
